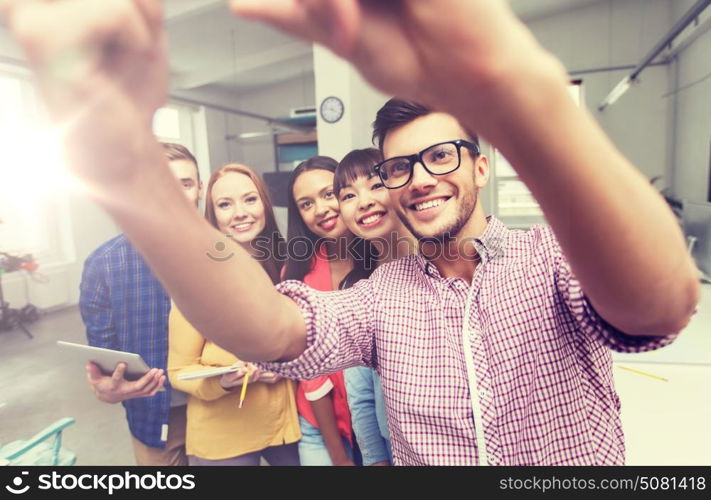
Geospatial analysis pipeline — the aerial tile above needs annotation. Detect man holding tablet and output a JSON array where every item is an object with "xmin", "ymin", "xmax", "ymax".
[{"xmin": 79, "ymin": 143, "xmax": 202, "ymax": 466}]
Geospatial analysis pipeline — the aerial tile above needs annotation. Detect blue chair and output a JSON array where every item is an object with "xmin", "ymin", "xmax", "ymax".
[{"xmin": 0, "ymin": 417, "xmax": 77, "ymax": 466}]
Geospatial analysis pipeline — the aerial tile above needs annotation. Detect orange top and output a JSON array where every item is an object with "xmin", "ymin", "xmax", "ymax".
[
  {"xmin": 168, "ymin": 306, "xmax": 300, "ymax": 459},
  {"xmin": 295, "ymin": 245, "xmax": 353, "ymax": 443}
]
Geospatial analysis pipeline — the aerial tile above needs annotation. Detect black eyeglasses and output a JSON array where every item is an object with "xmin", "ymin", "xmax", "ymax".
[{"xmin": 373, "ymin": 139, "xmax": 480, "ymax": 189}]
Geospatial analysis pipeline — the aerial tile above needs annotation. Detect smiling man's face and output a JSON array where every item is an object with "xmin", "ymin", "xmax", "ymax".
[{"xmin": 382, "ymin": 112, "xmax": 489, "ymax": 243}]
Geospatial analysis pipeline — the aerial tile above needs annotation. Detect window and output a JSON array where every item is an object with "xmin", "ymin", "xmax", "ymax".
[
  {"xmin": 489, "ymin": 80, "xmax": 584, "ymax": 228},
  {"xmin": 0, "ymin": 72, "xmax": 208, "ymax": 262},
  {"xmin": 153, "ymin": 107, "xmax": 183, "ymax": 140},
  {"xmin": 0, "ymin": 67, "xmax": 72, "ymax": 264}
]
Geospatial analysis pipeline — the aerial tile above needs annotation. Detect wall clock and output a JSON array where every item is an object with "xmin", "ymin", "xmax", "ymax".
[{"xmin": 319, "ymin": 96, "xmax": 344, "ymax": 124}]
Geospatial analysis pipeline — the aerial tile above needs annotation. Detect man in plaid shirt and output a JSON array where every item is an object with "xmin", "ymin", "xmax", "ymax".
[
  {"xmin": 254, "ymin": 100, "xmax": 690, "ymax": 464},
  {"xmin": 79, "ymin": 143, "xmax": 202, "ymax": 466},
  {"xmin": 3, "ymin": 0, "xmax": 699, "ymax": 465}
]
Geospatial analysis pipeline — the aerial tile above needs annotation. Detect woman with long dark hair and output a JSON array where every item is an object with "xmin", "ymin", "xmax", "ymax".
[
  {"xmin": 283, "ymin": 156, "xmax": 364, "ymax": 466},
  {"xmin": 168, "ymin": 163, "xmax": 300, "ymax": 466}
]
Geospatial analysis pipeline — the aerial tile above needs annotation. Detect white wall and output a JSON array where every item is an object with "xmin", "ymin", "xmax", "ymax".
[
  {"xmin": 525, "ymin": 0, "xmax": 674, "ymax": 185},
  {"xmin": 669, "ymin": 0, "xmax": 711, "ymax": 203},
  {"xmin": 313, "ymin": 46, "xmax": 389, "ymax": 161}
]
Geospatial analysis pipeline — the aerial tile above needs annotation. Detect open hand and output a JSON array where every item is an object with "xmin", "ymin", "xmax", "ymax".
[
  {"xmin": 86, "ymin": 362, "xmax": 165, "ymax": 404},
  {"xmin": 0, "ymin": 0, "xmax": 169, "ymax": 189}
]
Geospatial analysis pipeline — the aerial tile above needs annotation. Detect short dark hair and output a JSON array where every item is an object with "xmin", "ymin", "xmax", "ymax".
[
  {"xmin": 161, "ymin": 142, "xmax": 200, "ymax": 182},
  {"xmin": 372, "ymin": 98, "xmax": 479, "ymax": 151},
  {"xmin": 334, "ymin": 148, "xmax": 383, "ymax": 196}
]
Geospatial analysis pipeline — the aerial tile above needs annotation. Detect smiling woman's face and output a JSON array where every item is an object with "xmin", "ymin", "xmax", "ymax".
[
  {"xmin": 292, "ymin": 168, "xmax": 348, "ymax": 239},
  {"xmin": 338, "ymin": 173, "xmax": 401, "ymax": 241},
  {"xmin": 211, "ymin": 172, "xmax": 266, "ymax": 245}
]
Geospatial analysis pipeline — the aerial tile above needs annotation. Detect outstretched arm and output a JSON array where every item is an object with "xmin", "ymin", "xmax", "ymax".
[
  {"xmin": 2, "ymin": 0, "xmax": 697, "ymax": 346},
  {"xmin": 1, "ymin": 0, "xmax": 307, "ymax": 361},
  {"xmin": 229, "ymin": 0, "xmax": 699, "ymax": 335}
]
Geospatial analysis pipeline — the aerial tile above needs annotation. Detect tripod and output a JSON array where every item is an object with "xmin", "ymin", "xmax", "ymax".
[{"xmin": 0, "ymin": 264, "xmax": 37, "ymax": 340}]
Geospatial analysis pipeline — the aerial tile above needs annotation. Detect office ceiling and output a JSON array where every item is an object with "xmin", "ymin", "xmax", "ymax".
[
  {"xmin": 0, "ymin": 0, "xmax": 612, "ymax": 96},
  {"xmin": 163, "ymin": 0, "xmax": 611, "ymax": 95}
]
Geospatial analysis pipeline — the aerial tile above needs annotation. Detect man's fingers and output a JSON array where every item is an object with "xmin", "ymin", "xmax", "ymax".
[
  {"xmin": 136, "ymin": 373, "xmax": 163, "ymax": 397},
  {"xmin": 86, "ymin": 362, "xmax": 104, "ymax": 383},
  {"xmin": 145, "ymin": 375, "xmax": 166, "ymax": 397},
  {"xmin": 131, "ymin": 368, "xmax": 162, "ymax": 392},
  {"xmin": 111, "ymin": 362, "xmax": 127, "ymax": 384},
  {"xmin": 94, "ymin": 0, "xmax": 155, "ymax": 59}
]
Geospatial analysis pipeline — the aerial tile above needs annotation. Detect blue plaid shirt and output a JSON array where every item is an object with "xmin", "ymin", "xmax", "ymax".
[{"xmin": 79, "ymin": 235, "xmax": 172, "ymax": 448}]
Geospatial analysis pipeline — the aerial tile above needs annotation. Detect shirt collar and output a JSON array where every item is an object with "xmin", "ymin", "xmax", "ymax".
[
  {"xmin": 474, "ymin": 215, "xmax": 508, "ymax": 262},
  {"xmin": 415, "ymin": 216, "xmax": 509, "ymax": 277}
]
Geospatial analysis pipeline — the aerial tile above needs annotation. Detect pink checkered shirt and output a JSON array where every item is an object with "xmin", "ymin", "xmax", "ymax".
[{"xmin": 261, "ymin": 217, "xmax": 675, "ymax": 465}]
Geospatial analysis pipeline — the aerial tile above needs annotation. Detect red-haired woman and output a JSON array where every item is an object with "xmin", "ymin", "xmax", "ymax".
[{"xmin": 168, "ymin": 164, "xmax": 300, "ymax": 466}]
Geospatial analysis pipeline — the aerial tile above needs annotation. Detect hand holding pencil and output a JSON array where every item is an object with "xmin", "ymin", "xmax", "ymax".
[
  {"xmin": 218, "ymin": 363, "xmax": 257, "ymax": 390},
  {"xmin": 218, "ymin": 363, "xmax": 278, "ymax": 407}
]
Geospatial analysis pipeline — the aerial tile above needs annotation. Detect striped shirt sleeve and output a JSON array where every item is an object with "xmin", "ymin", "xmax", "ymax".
[
  {"xmin": 539, "ymin": 225, "xmax": 678, "ymax": 353},
  {"xmin": 256, "ymin": 278, "xmax": 377, "ymax": 379}
]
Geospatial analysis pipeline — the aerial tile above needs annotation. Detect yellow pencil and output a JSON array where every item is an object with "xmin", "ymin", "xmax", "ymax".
[
  {"xmin": 238, "ymin": 366, "xmax": 251, "ymax": 408},
  {"xmin": 617, "ymin": 365, "xmax": 669, "ymax": 382}
]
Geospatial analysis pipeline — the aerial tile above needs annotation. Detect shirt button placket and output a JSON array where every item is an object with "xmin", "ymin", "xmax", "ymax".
[{"xmin": 469, "ymin": 265, "xmax": 498, "ymax": 465}]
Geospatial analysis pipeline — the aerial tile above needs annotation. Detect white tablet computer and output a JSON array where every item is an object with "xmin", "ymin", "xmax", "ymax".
[
  {"xmin": 176, "ymin": 364, "xmax": 244, "ymax": 381},
  {"xmin": 57, "ymin": 340, "xmax": 154, "ymax": 381}
]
